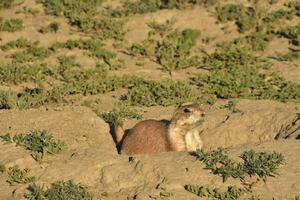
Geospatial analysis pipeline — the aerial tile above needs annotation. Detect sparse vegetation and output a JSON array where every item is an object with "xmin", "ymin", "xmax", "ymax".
[
  {"xmin": 51, "ymin": 39, "xmax": 122, "ymax": 69},
  {"xmin": 193, "ymin": 148, "xmax": 284, "ymax": 182},
  {"xmin": 0, "ymin": 163, "xmax": 5, "ymax": 173},
  {"xmin": 0, "ymin": 0, "xmax": 15, "ymax": 9},
  {"xmin": 185, "ymin": 185, "xmax": 245, "ymax": 200},
  {"xmin": 155, "ymin": 29, "xmax": 201, "ymax": 74},
  {"xmin": 127, "ymin": 24, "xmax": 201, "ymax": 74},
  {"xmin": 25, "ymin": 180, "xmax": 93, "ymax": 200},
  {"xmin": 109, "ymin": 0, "xmax": 217, "ymax": 17},
  {"xmin": 7, "ymin": 165, "xmax": 36, "ymax": 185},
  {"xmin": 220, "ymin": 100, "xmax": 242, "ymax": 113},
  {"xmin": 277, "ymin": 23, "xmax": 300, "ymax": 46},
  {"xmin": 16, "ymin": 6, "xmax": 40, "ymax": 16},
  {"xmin": 0, "ymin": 18, "xmax": 24, "ymax": 32},
  {"xmin": 39, "ymin": 21, "xmax": 60, "ymax": 33},
  {"xmin": 100, "ymin": 105, "xmax": 142, "ymax": 125},
  {"xmin": 0, "ymin": 130, "xmax": 66, "ymax": 161},
  {"xmin": 272, "ymin": 49, "xmax": 300, "ymax": 61},
  {"xmin": 38, "ymin": 0, "xmax": 103, "ymax": 31},
  {"xmin": 125, "ymin": 80, "xmax": 193, "ymax": 106}
]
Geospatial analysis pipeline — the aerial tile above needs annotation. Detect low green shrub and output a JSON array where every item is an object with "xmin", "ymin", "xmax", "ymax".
[
  {"xmin": 155, "ymin": 29, "xmax": 201, "ymax": 74},
  {"xmin": 0, "ymin": 62, "xmax": 53, "ymax": 84},
  {"xmin": 100, "ymin": 105, "xmax": 142, "ymax": 125},
  {"xmin": 125, "ymin": 80, "xmax": 192, "ymax": 106},
  {"xmin": 185, "ymin": 185, "xmax": 245, "ymax": 200},
  {"xmin": 193, "ymin": 67, "xmax": 300, "ymax": 102},
  {"xmin": 277, "ymin": 23, "xmax": 300, "ymax": 46},
  {"xmin": 39, "ymin": 21, "xmax": 60, "ymax": 33},
  {"xmin": 25, "ymin": 180, "xmax": 93, "ymax": 200},
  {"xmin": 16, "ymin": 6, "xmax": 40, "ymax": 16},
  {"xmin": 51, "ymin": 39, "xmax": 121, "ymax": 69},
  {"xmin": 0, "ymin": 18, "xmax": 24, "ymax": 32},
  {"xmin": 0, "ymin": 0, "xmax": 15, "ymax": 9},
  {"xmin": 193, "ymin": 148, "xmax": 284, "ymax": 182},
  {"xmin": 0, "ymin": 130, "xmax": 66, "ymax": 161},
  {"xmin": 271, "ymin": 49, "xmax": 300, "ymax": 61},
  {"xmin": 7, "ymin": 165, "xmax": 36, "ymax": 186},
  {"xmin": 38, "ymin": 0, "xmax": 102, "ymax": 31}
]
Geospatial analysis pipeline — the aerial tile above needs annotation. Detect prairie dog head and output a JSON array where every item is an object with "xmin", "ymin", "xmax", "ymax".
[{"xmin": 171, "ymin": 103, "xmax": 205, "ymax": 127}]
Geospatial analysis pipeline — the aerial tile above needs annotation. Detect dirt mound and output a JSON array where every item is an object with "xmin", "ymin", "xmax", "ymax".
[{"xmin": 0, "ymin": 102, "xmax": 299, "ymax": 199}]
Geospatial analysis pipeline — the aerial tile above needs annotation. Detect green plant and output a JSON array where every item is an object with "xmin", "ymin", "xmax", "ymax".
[
  {"xmin": 193, "ymin": 68, "xmax": 300, "ymax": 102},
  {"xmin": 1, "ymin": 130, "xmax": 66, "ymax": 161},
  {"xmin": 185, "ymin": 185, "xmax": 245, "ymax": 200},
  {"xmin": 220, "ymin": 100, "xmax": 242, "ymax": 113},
  {"xmin": 39, "ymin": 21, "xmax": 60, "ymax": 33},
  {"xmin": 38, "ymin": 0, "xmax": 102, "ymax": 31},
  {"xmin": 11, "ymin": 45, "xmax": 52, "ymax": 63},
  {"xmin": 25, "ymin": 180, "xmax": 93, "ymax": 200},
  {"xmin": 25, "ymin": 183, "xmax": 46, "ymax": 200},
  {"xmin": 99, "ymin": 105, "xmax": 142, "ymax": 125},
  {"xmin": 241, "ymin": 150, "xmax": 284, "ymax": 181},
  {"xmin": 193, "ymin": 148, "xmax": 284, "ymax": 182},
  {"xmin": 0, "ymin": 88, "xmax": 66, "ymax": 110},
  {"xmin": 271, "ymin": 49, "xmax": 300, "ymax": 61},
  {"xmin": 201, "ymin": 41, "xmax": 268, "ymax": 70},
  {"xmin": 1, "ymin": 38, "xmax": 53, "ymax": 63},
  {"xmin": 155, "ymin": 29, "xmax": 201, "ymax": 74},
  {"xmin": 0, "ymin": 18, "xmax": 24, "ymax": 32},
  {"xmin": 277, "ymin": 23, "xmax": 300, "ymax": 45},
  {"xmin": 51, "ymin": 39, "xmax": 121, "ymax": 69},
  {"xmin": 127, "ymin": 39, "xmax": 155, "ymax": 57},
  {"xmin": 109, "ymin": 0, "xmax": 210, "ymax": 17},
  {"xmin": 125, "ymin": 80, "xmax": 193, "ymax": 106},
  {"xmin": 0, "ymin": 163, "xmax": 5, "ymax": 173},
  {"xmin": 16, "ymin": 6, "xmax": 40, "ymax": 16},
  {"xmin": 7, "ymin": 165, "xmax": 36, "ymax": 185},
  {"xmin": 93, "ymin": 17, "xmax": 126, "ymax": 40},
  {"xmin": 0, "ymin": 133, "xmax": 11, "ymax": 142},
  {"xmin": 0, "ymin": 62, "xmax": 53, "ymax": 84},
  {"xmin": 216, "ymin": 4, "xmax": 257, "ymax": 33},
  {"xmin": 0, "ymin": 0, "xmax": 15, "ymax": 9},
  {"xmin": 147, "ymin": 18, "xmax": 176, "ymax": 37}
]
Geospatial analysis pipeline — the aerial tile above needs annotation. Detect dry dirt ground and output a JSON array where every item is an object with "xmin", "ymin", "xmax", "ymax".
[{"xmin": 0, "ymin": 0, "xmax": 300, "ymax": 199}]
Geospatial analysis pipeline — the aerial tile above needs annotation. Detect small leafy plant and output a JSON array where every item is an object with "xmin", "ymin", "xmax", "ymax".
[
  {"xmin": 16, "ymin": 6, "xmax": 40, "ymax": 16},
  {"xmin": 0, "ymin": 0, "xmax": 15, "ymax": 9},
  {"xmin": 271, "ymin": 49, "xmax": 300, "ymax": 61},
  {"xmin": 185, "ymin": 185, "xmax": 245, "ymax": 200},
  {"xmin": 25, "ymin": 180, "xmax": 93, "ymax": 200},
  {"xmin": 39, "ymin": 21, "xmax": 60, "ymax": 33},
  {"xmin": 125, "ymin": 80, "xmax": 193, "ymax": 107},
  {"xmin": 155, "ymin": 29, "xmax": 201, "ymax": 74},
  {"xmin": 38, "ymin": 0, "xmax": 103, "ymax": 31},
  {"xmin": 193, "ymin": 148, "xmax": 284, "ymax": 182},
  {"xmin": 220, "ymin": 100, "xmax": 242, "ymax": 113},
  {"xmin": 0, "ymin": 130, "xmax": 66, "ymax": 161},
  {"xmin": 0, "ymin": 18, "xmax": 24, "ymax": 32},
  {"xmin": 7, "ymin": 165, "xmax": 36, "ymax": 186},
  {"xmin": 0, "ymin": 163, "xmax": 5, "ymax": 173},
  {"xmin": 277, "ymin": 23, "xmax": 300, "ymax": 46},
  {"xmin": 99, "ymin": 105, "xmax": 142, "ymax": 125}
]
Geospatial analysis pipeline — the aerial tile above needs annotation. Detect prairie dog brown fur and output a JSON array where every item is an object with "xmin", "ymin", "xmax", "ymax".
[{"xmin": 114, "ymin": 103, "xmax": 205, "ymax": 155}]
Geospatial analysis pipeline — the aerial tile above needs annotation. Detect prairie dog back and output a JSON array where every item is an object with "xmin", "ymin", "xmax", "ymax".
[
  {"xmin": 115, "ymin": 103, "xmax": 205, "ymax": 155},
  {"xmin": 120, "ymin": 120, "xmax": 170, "ymax": 154}
]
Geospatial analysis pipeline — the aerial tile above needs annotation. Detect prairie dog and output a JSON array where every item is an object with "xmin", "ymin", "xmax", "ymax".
[{"xmin": 114, "ymin": 104, "xmax": 205, "ymax": 155}]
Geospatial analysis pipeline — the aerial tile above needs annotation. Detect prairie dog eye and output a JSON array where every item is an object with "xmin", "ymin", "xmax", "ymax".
[{"xmin": 183, "ymin": 108, "xmax": 192, "ymax": 113}]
